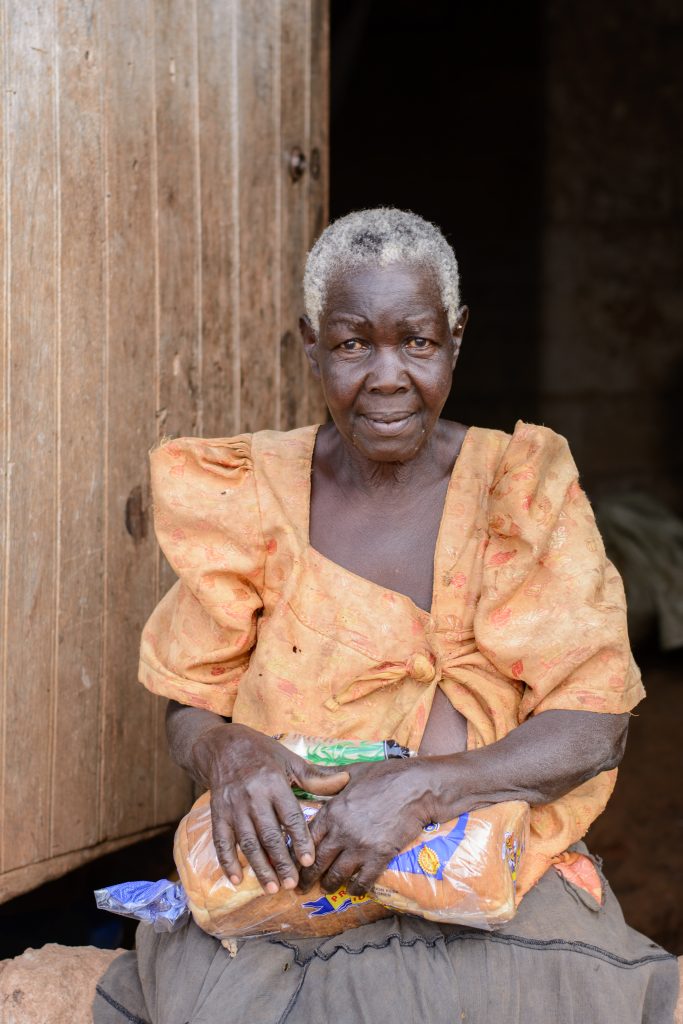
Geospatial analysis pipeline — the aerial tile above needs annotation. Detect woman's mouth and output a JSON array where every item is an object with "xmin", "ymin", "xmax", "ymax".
[{"xmin": 360, "ymin": 413, "xmax": 416, "ymax": 436}]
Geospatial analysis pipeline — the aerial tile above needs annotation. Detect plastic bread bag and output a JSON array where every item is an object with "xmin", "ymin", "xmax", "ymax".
[
  {"xmin": 91, "ymin": 734, "xmax": 410, "ymax": 936},
  {"xmin": 371, "ymin": 800, "xmax": 529, "ymax": 930},
  {"xmin": 174, "ymin": 787, "xmax": 530, "ymax": 939},
  {"xmin": 94, "ymin": 878, "xmax": 189, "ymax": 932},
  {"xmin": 174, "ymin": 797, "xmax": 529, "ymax": 939},
  {"xmin": 174, "ymin": 793, "xmax": 391, "ymax": 941}
]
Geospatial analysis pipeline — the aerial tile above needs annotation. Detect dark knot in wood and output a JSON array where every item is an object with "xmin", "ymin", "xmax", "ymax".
[{"xmin": 125, "ymin": 485, "xmax": 148, "ymax": 542}]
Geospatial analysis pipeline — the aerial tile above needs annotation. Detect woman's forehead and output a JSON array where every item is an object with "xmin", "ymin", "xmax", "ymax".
[{"xmin": 322, "ymin": 263, "xmax": 443, "ymax": 323}]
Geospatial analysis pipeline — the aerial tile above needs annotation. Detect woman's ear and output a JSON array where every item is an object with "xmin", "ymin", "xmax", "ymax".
[
  {"xmin": 450, "ymin": 305, "xmax": 469, "ymax": 368},
  {"xmin": 300, "ymin": 315, "xmax": 321, "ymax": 378}
]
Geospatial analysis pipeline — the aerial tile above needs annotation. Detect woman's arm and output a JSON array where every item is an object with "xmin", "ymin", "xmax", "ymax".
[
  {"xmin": 166, "ymin": 700, "xmax": 227, "ymax": 787},
  {"xmin": 299, "ymin": 707, "xmax": 629, "ymax": 895},
  {"xmin": 424, "ymin": 706, "xmax": 629, "ymax": 812}
]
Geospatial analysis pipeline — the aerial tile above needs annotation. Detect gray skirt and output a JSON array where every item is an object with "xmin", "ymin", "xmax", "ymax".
[{"xmin": 93, "ymin": 846, "xmax": 679, "ymax": 1024}]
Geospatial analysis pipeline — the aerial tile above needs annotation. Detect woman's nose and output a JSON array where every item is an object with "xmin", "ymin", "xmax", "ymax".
[{"xmin": 366, "ymin": 350, "xmax": 409, "ymax": 392}]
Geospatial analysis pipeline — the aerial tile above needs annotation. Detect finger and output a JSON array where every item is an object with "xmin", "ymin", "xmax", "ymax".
[
  {"xmin": 272, "ymin": 790, "xmax": 316, "ymax": 869},
  {"xmin": 344, "ymin": 762, "xmax": 375, "ymax": 782},
  {"xmin": 210, "ymin": 792, "xmax": 242, "ymax": 885},
  {"xmin": 234, "ymin": 814, "xmax": 281, "ymax": 895},
  {"xmin": 290, "ymin": 755, "xmax": 349, "ymax": 798},
  {"xmin": 251, "ymin": 806, "xmax": 301, "ymax": 889},
  {"xmin": 346, "ymin": 859, "xmax": 387, "ymax": 897},
  {"xmin": 298, "ymin": 834, "xmax": 340, "ymax": 892},
  {"xmin": 320, "ymin": 853, "xmax": 363, "ymax": 894},
  {"xmin": 306, "ymin": 802, "xmax": 329, "ymax": 847}
]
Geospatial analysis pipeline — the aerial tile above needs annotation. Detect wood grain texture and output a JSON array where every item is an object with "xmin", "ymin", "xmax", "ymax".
[
  {"xmin": 153, "ymin": 0, "xmax": 201, "ymax": 446},
  {"xmin": 279, "ymin": 0, "xmax": 309, "ymax": 430},
  {"xmin": 305, "ymin": 0, "xmax": 330, "ymax": 424},
  {"xmin": 98, "ymin": 0, "xmax": 159, "ymax": 842},
  {"xmin": 151, "ymin": 0, "xmax": 200, "ymax": 823},
  {"xmin": 49, "ymin": 0, "xmax": 107, "ymax": 858},
  {"xmin": 236, "ymin": 0, "xmax": 281, "ymax": 433},
  {"xmin": 1, "ymin": 0, "xmax": 59, "ymax": 872},
  {"xmin": 0, "ymin": 0, "xmax": 9, "ymax": 878},
  {"xmin": 0, "ymin": 826, "xmax": 171, "ymax": 903},
  {"xmin": 196, "ymin": 0, "xmax": 239, "ymax": 438}
]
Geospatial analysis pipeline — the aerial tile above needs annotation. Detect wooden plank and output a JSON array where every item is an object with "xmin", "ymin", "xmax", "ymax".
[
  {"xmin": 306, "ymin": 0, "xmax": 330, "ymax": 424},
  {"xmin": 1, "ymin": 0, "xmax": 59, "ymax": 872},
  {"xmin": 279, "ymin": 0, "xmax": 309, "ymax": 430},
  {"xmin": 0, "ymin": 825, "xmax": 170, "ymax": 903},
  {"xmin": 49, "ymin": 0, "xmax": 107, "ymax": 858},
  {"xmin": 236, "ymin": 0, "xmax": 281, "ymax": 433},
  {"xmin": 0, "ymin": 0, "xmax": 9, "ymax": 878},
  {"xmin": 98, "ymin": 0, "xmax": 160, "ymax": 842},
  {"xmin": 153, "ymin": 0, "xmax": 201, "ymax": 446},
  {"xmin": 151, "ymin": 0, "xmax": 200, "ymax": 824},
  {"xmin": 196, "ymin": 0, "xmax": 239, "ymax": 438}
]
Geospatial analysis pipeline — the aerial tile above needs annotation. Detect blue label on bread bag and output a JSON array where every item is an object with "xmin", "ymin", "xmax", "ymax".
[
  {"xmin": 385, "ymin": 813, "xmax": 469, "ymax": 881},
  {"xmin": 302, "ymin": 886, "xmax": 375, "ymax": 917}
]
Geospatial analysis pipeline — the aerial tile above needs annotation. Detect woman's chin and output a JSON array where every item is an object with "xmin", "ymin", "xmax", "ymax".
[{"xmin": 350, "ymin": 417, "xmax": 428, "ymax": 462}]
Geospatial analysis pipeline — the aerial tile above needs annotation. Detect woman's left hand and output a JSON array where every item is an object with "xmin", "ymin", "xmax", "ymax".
[{"xmin": 297, "ymin": 757, "xmax": 449, "ymax": 896}]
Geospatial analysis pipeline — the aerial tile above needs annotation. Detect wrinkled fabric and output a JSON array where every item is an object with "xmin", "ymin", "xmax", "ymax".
[
  {"xmin": 93, "ymin": 844, "xmax": 679, "ymax": 1024},
  {"xmin": 554, "ymin": 851, "xmax": 604, "ymax": 904},
  {"xmin": 139, "ymin": 421, "xmax": 645, "ymax": 896}
]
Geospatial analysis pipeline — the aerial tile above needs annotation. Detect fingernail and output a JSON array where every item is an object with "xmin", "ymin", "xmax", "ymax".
[
  {"xmin": 266, "ymin": 881, "xmax": 279, "ymax": 895},
  {"xmin": 300, "ymin": 853, "xmax": 314, "ymax": 867},
  {"xmin": 282, "ymin": 877, "xmax": 296, "ymax": 890},
  {"xmin": 229, "ymin": 874, "xmax": 241, "ymax": 886}
]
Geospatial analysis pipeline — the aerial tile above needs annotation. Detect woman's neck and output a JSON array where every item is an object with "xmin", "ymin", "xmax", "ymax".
[{"xmin": 315, "ymin": 419, "xmax": 461, "ymax": 498}]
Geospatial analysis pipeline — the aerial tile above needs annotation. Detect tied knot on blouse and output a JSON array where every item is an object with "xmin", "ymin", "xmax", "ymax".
[{"xmin": 322, "ymin": 650, "xmax": 438, "ymax": 711}]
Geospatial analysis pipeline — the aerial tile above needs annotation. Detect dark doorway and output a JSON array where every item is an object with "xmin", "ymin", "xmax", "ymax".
[{"xmin": 331, "ymin": 0, "xmax": 544, "ymax": 432}]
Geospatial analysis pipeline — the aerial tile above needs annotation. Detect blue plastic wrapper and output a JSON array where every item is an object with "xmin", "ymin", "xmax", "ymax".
[{"xmin": 94, "ymin": 878, "xmax": 189, "ymax": 933}]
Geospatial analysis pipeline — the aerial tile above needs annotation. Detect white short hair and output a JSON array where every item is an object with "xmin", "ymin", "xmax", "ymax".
[{"xmin": 303, "ymin": 207, "xmax": 461, "ymax": 332}]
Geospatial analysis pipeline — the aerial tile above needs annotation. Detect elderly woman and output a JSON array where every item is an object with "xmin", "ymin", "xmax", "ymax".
[{"xmin": 95, "ymin": 209, "xmax": 679, "ymax": 1023}]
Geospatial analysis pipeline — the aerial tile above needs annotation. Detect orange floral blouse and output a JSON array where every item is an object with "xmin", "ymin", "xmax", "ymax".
[{"xmin": 139, "ymin": 421, "xmax": 644, "ymax": 897}]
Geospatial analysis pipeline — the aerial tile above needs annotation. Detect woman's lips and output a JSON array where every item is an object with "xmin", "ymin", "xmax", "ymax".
[{"xmin": 360, "ymin": 413, "xmax": 416, "ymax": 436}]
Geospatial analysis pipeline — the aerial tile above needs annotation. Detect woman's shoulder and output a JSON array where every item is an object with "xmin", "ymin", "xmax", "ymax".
[
  {"xmin": 495, "ymin": 420, "xmax": 576, "ymax": 480},
  {"xmin": 465, "ymin": 420, "xmax": 576, "ymax": 478},
  {"xmin": 148, "ymin": 434, "xmax": 258, "ymax": 539},
  {"xmin": 150, "ymin": 424, "xmax": 319, "ymax": 475},
  {"xmin": 149, "ymin": 426, "xmax": 319, "ymax": 542},
  {"xmin": 151, "ymin": 432, "xmax": 252, "ymax": 470}
]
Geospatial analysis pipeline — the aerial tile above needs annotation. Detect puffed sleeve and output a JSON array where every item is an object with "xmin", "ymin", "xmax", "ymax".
[
  {"xmin": 474, "ymin": 422, "xmax": 645, "ymax": 723},
  {"xmin": 138, "ymin": 435, "xmax": 265, "ymax": 716}
]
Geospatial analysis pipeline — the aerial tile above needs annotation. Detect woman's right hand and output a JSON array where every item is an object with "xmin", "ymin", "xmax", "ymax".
[{"xmin": 190, "ymin": 722, "xmax": 349, "ymax": 893}]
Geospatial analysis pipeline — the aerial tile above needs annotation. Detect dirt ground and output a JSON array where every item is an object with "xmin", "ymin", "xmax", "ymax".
[{"xmin": 589, "ymin": 648, "xmax": 683, "ymax": 954}]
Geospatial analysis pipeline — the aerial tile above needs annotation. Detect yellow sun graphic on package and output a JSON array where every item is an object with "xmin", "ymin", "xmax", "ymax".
[{"xmin": 417, "ymin": 845, "xmax": 440, "ymax": 876}]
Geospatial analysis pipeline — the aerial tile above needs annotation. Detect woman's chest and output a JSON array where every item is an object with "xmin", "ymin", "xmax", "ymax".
[{"xmin": 308, "ymin": 476, "xmax": 451, "ymax": 613}]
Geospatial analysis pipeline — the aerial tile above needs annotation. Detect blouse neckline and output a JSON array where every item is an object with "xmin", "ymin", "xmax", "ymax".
[{"xmin": 301, "ymin": 423, "xmax": 474, "ymax": 620}]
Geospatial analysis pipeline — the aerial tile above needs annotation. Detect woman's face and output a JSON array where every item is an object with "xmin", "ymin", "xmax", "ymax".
[{"xmin": 302, "ymin": 263, "xmax": 467, "ymax": 463}]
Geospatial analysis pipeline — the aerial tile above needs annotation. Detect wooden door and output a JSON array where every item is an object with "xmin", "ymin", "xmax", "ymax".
[{"xmin": 0, "ymin": 0, "xmax": 329, "ymax": 902}]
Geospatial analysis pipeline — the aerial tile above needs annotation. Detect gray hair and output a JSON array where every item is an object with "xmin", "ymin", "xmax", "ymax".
[{"xmin": 303, "ymin": 207, "xmax": 461, "ymax": 332}]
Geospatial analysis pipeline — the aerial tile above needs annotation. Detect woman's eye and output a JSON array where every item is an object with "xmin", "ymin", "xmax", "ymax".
[{"xmin": 405, "ymin": 337, "xmax": 432, "ymax": 351}]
